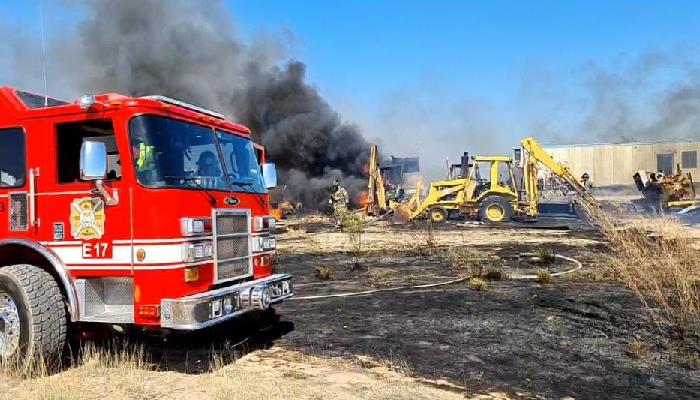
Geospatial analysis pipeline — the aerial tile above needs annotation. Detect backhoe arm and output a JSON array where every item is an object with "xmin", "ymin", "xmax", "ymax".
[
  {"xmin": 367, "ymin": 144, "xmax": 388, "ymax": 215},
  {"xmin": 520, "ymin": 137, "xmax": 598, "ymax": 207}
]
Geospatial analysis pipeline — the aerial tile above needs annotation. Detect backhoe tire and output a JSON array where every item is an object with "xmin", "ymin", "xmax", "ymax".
[
  {"xmin": 0, "ymin": 264, "xmax": 67, "ymax": 372},
  {"xmin": 428, "ymin": 207, "xmax": 448, "ymax": 223},
  {"xmin": 479, "ymin": 196, "xmax": 514, "ymax": 222}
]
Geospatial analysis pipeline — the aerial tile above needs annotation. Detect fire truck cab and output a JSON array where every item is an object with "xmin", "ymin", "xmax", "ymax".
[{"xmin": 0, "ymin": 87, "xmax": 292, "ymax": 365}]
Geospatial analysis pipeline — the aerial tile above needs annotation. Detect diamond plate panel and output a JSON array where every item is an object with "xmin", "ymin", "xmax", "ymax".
[
  {"xmin": 103, "ymin": 278, "xmax": 135, "ymax": 305},
  {"xmin": 9, "ymin": 192, "xmax": 28, "ymax": 231},
  {"xmin": 83, "ymin": 278, "xmax": 134, "ymax": 318},
  {"xmin": 84, "ymin": 278, "xmax": 105, "ymax": 316}
]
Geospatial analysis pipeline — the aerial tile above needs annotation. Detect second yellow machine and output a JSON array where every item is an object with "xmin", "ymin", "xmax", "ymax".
[{"xmin": 366, "ymin": 137, "xmax": 598, "ymax": 223}]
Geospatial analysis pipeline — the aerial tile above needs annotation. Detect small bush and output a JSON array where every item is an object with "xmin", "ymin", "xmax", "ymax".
[
  {"xmin": 337, "ymin": 209, "xmax": 367, "ymax": 269},
  {"xmin": 314, "ymin": 266, "xmax": 332, "ymax": 281},
  {"xmin": 536, "ymin": 248, "xmax": 556, "ymax": 265},
  {"xmin": 338, "ymin": 209, "xmax": 364, "ymax": 232},
  {"xmin": 484, "ymin": 268, "xmax": 505, "ymax": 281},
  {"xmin": 446, "ymin": 246, "xmax": 497, "ymax": 277},
  {"xmin": 535, "ymin": 268, "xmax": 553, "ymax": 284},
  {"xmin": 469, "ymin": 277, "xmax": 487, "ymax": 291}
]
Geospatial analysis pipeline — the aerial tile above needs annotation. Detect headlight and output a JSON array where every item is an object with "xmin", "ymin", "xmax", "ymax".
[
  {"xmin": 252, "ymin": 216, "xmax": 277, "ymax": 232},
  {"xmin": 182, "ymin": 242, "xmax": 214, "ymax": 262},
  {"xmin": 251, "ymin": 236, "xmax": 276, "ymax": 252},
  {"xmin": 252, "ymin": 216, "xmax": 265, "ymax": 232},
  {"xmin": 252, "ymin": 237, "xmax": 263, "ymax": 252},
  {"xmin": 181, "ymin": 218, "xmax": 212, "ymax": 236}
]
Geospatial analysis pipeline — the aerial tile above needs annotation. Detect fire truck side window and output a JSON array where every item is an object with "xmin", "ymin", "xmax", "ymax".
[
  {"xmin": 0, "ymin": 128, "xmax": 26, "ymax": 188},
  {"xmin": 56, "ymin": 120, "xmax": 121, "ymax": 183}
]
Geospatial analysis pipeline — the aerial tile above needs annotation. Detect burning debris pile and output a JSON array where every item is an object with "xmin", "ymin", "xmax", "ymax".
[{"xmin": 52, "ymin": 0, "xmax": 370, "ymax": 209}]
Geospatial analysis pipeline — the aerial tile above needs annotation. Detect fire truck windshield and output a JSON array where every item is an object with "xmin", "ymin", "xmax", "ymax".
[
  {"xmin": 215, "ymin": 130, "xmax": 266, "ymax": 193},
  {"xmin": 129, "ymin": 115, "xmax": 265, "ymax": 193}
]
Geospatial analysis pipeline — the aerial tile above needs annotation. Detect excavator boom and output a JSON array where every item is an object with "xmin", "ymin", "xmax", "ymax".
[
  {"xmin": 366, "ymin": 144, "xmax": 387, "ymax": 215},
  {"xmin": 520, "ymin": 137, "xmax": 599, "ymax": 208}
]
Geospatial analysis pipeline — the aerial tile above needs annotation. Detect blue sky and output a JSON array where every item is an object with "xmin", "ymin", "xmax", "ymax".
[
  {"xmin": 229, "ymin": 0, "xmax": 700, "ymax": 109},
  {"xmin": 229, "ymin": 0, "xmax": 700, "ymax": 177},
  {"xmin": 2, "ymin": 1, "xmax": 700, "ymax": 178}
]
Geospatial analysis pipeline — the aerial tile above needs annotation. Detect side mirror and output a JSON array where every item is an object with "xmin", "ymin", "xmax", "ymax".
[
  {"xmin": 262, "ymin": 163, "xmax": 277, "ymax": 189},
  {"xmin": 80, "ymin": 140, "xmax": 107, "ymax": 181}
]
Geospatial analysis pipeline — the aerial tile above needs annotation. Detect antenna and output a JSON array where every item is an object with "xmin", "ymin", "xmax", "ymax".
[{"xmin": 39, "ymin": 0, "xmax": 48, "ymax": 106}]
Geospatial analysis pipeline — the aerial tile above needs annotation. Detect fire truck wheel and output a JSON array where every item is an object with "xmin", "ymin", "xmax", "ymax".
[
  {"xmin": 479, "ymin": 196, "xmax": 514, "ymax": 222},
  {"xmin": 0, "ymin": 264, "xmax": 67, "ymax": 370},
  {"xmin": 428, "ymin": 207, "xmax": 448, "ymax": 223}
]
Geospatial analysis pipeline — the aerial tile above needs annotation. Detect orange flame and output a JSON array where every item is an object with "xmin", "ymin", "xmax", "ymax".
[
  {"xmin": 270, "ymin": 208, "xmax": 283, "ymax": 221},
  {"xmin": 356, "ymin": 190, "xmax": 369, "ymax": 208}
]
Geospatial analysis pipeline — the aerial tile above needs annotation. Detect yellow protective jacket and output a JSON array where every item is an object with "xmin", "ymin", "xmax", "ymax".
[{"xmin": 136, "ymin": 143, "xmax": 156, "ymax": 172}]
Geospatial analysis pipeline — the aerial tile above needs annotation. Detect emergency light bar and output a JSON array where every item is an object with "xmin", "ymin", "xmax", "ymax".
[{"xmin": 141, "ymin": 95, "xmax": 225, "ymax": 120}]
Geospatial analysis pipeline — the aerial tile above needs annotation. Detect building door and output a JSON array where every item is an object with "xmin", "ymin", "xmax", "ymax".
[{"xmin": 656, "ymin": 153, "xmax": 674, "ymax": 175}]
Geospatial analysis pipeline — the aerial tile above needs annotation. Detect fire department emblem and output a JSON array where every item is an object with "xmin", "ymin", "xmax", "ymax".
[{"xmin": 70, "ymin": 197, "xmax": 106, "ymax": 240}]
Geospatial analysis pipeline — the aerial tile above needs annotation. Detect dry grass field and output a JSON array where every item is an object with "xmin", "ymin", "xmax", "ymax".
[
  {"xmin": 2, "ymin": 206, "xmax": 699, "ymax": 399},
  {"xmin": 0, "ymin": 346, "xmax": 476, "ymax": 400}
]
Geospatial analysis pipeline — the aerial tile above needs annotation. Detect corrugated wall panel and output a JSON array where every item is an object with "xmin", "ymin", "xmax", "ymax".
[{"xmin": 543, "ymin": 141, "xmax": 700, "ymax": 186}]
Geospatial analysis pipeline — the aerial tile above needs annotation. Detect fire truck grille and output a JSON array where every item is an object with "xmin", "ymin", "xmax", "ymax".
[
  {"xmin": 214, "ymin": 211, "xmax": 251, "ymax": 282},
  {"xmin": 216, "ymin": 236, "xmax": 248, "ymax": 261},
  {"xmin": 217, "ymin": 259, "xmax": 250, "ymax": 281},
  {"xmin": 216, "ymin": 215, "xmax": 249, "ymax": 236}
]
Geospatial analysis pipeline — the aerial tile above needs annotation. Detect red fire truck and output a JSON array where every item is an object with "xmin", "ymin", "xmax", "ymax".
[{"xmin": 0, "ymin": 87, "xmax": 292, "ymax": 365}]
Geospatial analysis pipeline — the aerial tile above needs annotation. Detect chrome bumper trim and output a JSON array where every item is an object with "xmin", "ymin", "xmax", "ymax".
[{"xmin": 160, "ymin": 274, "xmax": 293, "ymax": 330}]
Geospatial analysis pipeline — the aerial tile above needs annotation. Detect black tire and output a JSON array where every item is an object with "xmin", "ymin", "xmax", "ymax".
[
  {"xmin": 479, "ymin": 196, "xmax": 514, "ymax": 222},
  {"xmin": 428, "ymin": 207, "xmax": 448, "ymax": 223},
  {"xmin": 0, "ymin": 264, "xmax": 67, "ymax": 370}
]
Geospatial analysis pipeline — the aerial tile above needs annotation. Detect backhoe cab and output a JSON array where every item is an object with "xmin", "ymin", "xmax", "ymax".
[{"xmin": 405, "ymin": 155, "xmax": 521, "ymax": 223}]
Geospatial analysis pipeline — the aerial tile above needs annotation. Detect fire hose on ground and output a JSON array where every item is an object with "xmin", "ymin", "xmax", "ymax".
[{"xmin": 290, "ymin": 253, "xmax": 583, "ymax": 301}]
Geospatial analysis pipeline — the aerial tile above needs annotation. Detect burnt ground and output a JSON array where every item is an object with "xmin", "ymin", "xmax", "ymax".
[
  {"xmin": 269, "ymin": 217, "xmax": 700, "ymax": 399},
  {"xmin": 77, "ymin": 215, "xmax": 699, "ymax": 399}
]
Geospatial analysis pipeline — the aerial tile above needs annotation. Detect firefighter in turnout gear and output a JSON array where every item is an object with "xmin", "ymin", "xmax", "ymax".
[
  {"xmin": 329, "ymin": 180, "xmax": 349, "ymax": 227},
  {"xmin": 133, "ymin": 141, "xmax": 158, "ymax": 184}
]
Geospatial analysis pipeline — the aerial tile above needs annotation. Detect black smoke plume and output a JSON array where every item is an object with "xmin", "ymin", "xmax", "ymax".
[
  {"xmin": 63, "ymin": 0, "xmax": 370, "ymax": 208},
  {"xmin": 580, "ymin": 53, "xmax": 700, "ymax": 143}
]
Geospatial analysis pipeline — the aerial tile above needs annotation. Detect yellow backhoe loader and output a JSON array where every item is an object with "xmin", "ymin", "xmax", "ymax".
[{"xmin": 393, "ymin": 137, "xmax": 597, "ymax": 223}]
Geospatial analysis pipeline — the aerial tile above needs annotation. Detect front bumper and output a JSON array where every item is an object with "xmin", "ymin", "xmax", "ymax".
[{"xmin": 160, "ymin": 274, "xmax": 293, "ymax": 330}]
